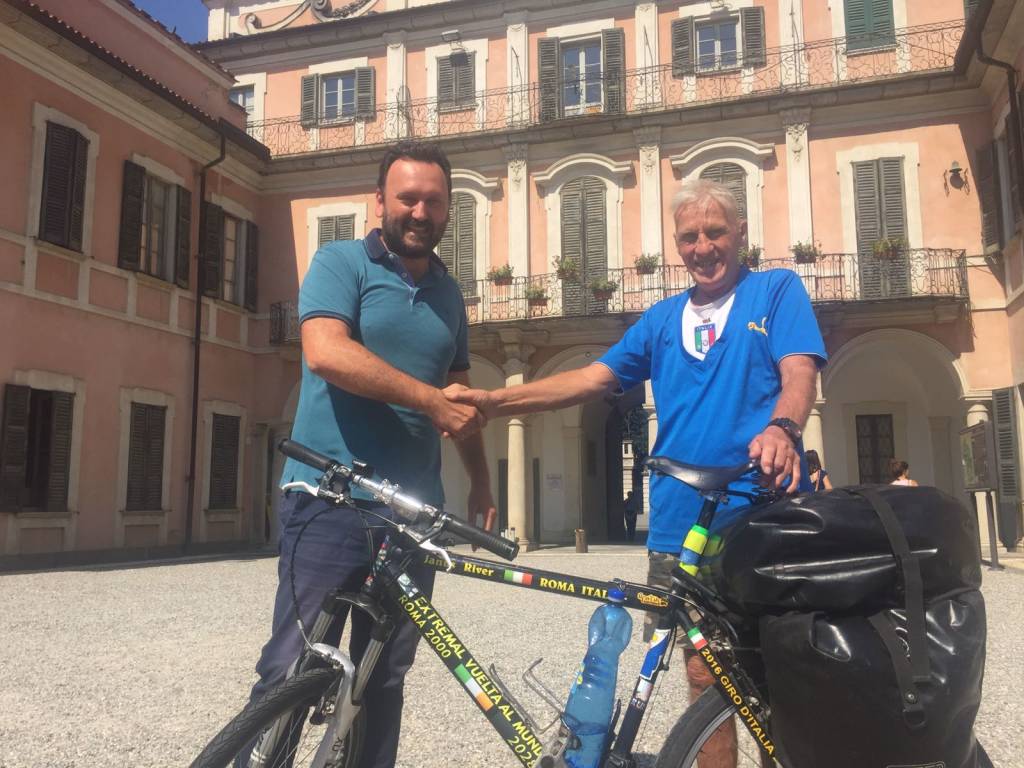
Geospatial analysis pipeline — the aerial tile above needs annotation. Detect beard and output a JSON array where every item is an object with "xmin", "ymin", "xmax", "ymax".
[{"xmin": 381, "ymin": 211, "xmax": 447, "ymax": 260}]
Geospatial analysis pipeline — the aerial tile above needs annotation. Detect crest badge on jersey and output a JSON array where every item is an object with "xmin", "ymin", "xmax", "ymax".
[{"xmin": 695, "ymin": 322, "xmax": 716, "ymax": 354}]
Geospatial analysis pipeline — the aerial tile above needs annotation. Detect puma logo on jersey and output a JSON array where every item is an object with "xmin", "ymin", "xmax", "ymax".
[{"xmin": 747, "ymin": 316, "xmax": 768, "ymax": 336}]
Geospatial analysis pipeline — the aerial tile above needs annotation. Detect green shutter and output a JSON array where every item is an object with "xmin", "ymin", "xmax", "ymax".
[
  {"xmin": 602, "ymin": 28, "xmax": 625, "ymax": 115},
  {"xmin": 853, "ymin": 160, "xmax": 883, "ymax": 299},
  {"xmin": 582, "ymin": 177, "xmax": 608, "ymax": 313},
  {"xmin": 700, "ymin": 163, "xmax": 747, "ymax": 221},
  {"xmin": 455, "ymin": 192, "xmax": 476, "ymax": 294},
  {"xmin": 244, "ymin": 221, "xmax": 258, "ymax": 312},
  {"xmin": 46, "ymin": 391, "xmax": 74, "ymax": 513},
  {"xmin": 201, "ymin": 201, "xmax": 224, "ymax": 299},
  {"xmin": 437, "ymin": 206, "xmax": 456, "ymax": 273},
  {"xmin": 300, "ymin": 74, "xmax": 319, "ymax": 127},
  {"xmin": 845, "ymin": 0, "xmax": 870, "ymax": 50},
  {"xmin": 976, "ymin": 143, "xmax": 1004, "ymax": 250},
  {"xmin": 539, "ymin": 38, "xmax": 561, "ymax": 123},
  {"xmin": 318, "ymin": 216, "xmax": 336, "ymax": 247},
  {"xmin": 118, "ymin": 160, "xmax": 146, "ymax": 271},
  {"xmin": 671, "ymin": 18, "xmax": 696, "ymax": 77},
  {"xmin": 209, "ymin": 413, "xmax": 240, "ymax": 510},
  {"xmin": 879, "ymin": 157, "xmax": 910, "ymax": 296},
  {"xmin": 847, "ymin": 0, "xmax": 895, "ymax": 50},
  {"xmin": 0, "ymin": 384, "xmax": 30, "ymax": 511},
  {"xmin": 741, "ymin": 7, "xmax": 767, "ymax": 68},
  {"xmin": 175, "ymin": 185, "xmax": 191, "ymax": 289},
  {"xmin": 455, "ymin": 52, "xmax": 475, "ymax": 107},
  {"xmin": 992, "ymin": 387, "xmax": 1021, "ymax": 548},
  {"xmin": 354, "ymin": 67, "xmax": 376, "ymax": 118},
  {"xmin": 869, "ymin": 0, "xmax": 895, "ymax": 46},
  {"xmin": 561, "ymin": 179, "xmax": 584, "ymax": 314},
  {"xmin": 438, "ymin": 55, "xmax": 455, "ymax": 108}
]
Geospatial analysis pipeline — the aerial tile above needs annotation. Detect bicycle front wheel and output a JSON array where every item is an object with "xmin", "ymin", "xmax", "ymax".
[
  {"xmin": 190, "ymin": 667, "xmax": 365, "ymax": 768},
  {"xmin": 655, "ymin": 687, "xmax": 776, "ymax": 768}
]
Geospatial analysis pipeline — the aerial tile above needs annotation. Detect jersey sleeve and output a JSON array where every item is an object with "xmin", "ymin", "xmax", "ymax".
[
  {"xmin": 767, "ymin": 271, "xmax": 827, "ymax": 367},
  {"xmin": 298, "ymin": 244, "xmax": 362, "ymax": 328},
  {"xmin": 596, "ymin": 308, "xmax": 654, "ymax": 391}
]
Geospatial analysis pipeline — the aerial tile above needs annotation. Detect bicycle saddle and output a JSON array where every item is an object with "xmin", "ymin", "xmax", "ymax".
[{"xmin": 645, "ymin": 456, "xmax": 755, "ymax": 492}]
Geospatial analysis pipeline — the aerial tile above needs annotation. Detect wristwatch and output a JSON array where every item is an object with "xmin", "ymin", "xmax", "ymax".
[{"xmin": 766, "ymin": 417, "xmax": 802, "ymax": 445}]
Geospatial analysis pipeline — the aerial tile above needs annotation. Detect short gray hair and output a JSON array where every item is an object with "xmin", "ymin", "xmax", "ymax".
[{"xmin": 670, "ymin": 178, "xmax": 742, "ymax": 225}]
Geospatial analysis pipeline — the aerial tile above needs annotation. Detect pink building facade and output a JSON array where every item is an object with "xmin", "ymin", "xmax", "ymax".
[{"xmin": 0, "ymin": 0, "xmax": 1021, "ymax": 563}]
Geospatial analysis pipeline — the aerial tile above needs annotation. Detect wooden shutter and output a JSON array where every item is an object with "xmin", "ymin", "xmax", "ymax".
[
  {"xmin": 317, "ymin": 216, "xmax": 336, "ymax": 248},
  {"xmin": 355, "ymin": 67, "xmax": 375, "ymax": 118},
  {"xmin": 992, "ymin": 387, "xmax": 1021, "ymax": 547},
  {"xmin": 437, "ymin": 208, "xmax": 456, "ymax": 274},
  {"xmin": 700, "ymin": 163, "xmax": 747, "ymax": 221},
  {"xmin": 964, "ymin": 0, "xmax": 980, "ymax": 18},
  {"xmin": 127, "ymin": 403, "xmax": 165, "ymax": 512},
  {"xmin": 175, "ymin": 185, "xmax": 191, "ymax": 288},
  {"xmin": 671, "ymin": 18, "xmax": 696, "ymax": 77},
  {"xmin": 118, "ymin": 161, "xmax": 146, "ymax": 271},
  {"xmin": 602, "ymin": 28, "xmax": 625, "ymax": 115},
  {"xmin": 853, "ymin": 160, "xmax": 883, "ymax": 298},
  {"xmin": 539, "ymin": 37, "xmax": 561, "ymax": 123},
  {"xmin": 438, "ymin": 55, "xmax": 455, "ymax": 108},
  {"xmin": 0, "ymin": 384, "xmax": 30, "ymax": 511},
  {"xmin": 976, "ymin": 143, "xmax": 1004, "ymax": 250},
  {"xmin": 209, "ymin": 413, "xmax": 240, "ymax": 510},
  {"xmin": 456, "ymin": 53, "xmax": 475, "ymax": 107},
  {"xmin": 582, "ymin": 177, "xmax": 608, "ymax": 313},
  {"xmin": 561, "ymin": 179, "xmax": 585, "ymax": 314},
  {"xmin": 869, "ymin": 0, "xmax": 895, "ymax": 45},
  {"xmin": 67, "ymin": 131, "xmax": 88, "ymax": 252},
  {"xmin": 879, "ymin": 157, "xmax": 910, "ymax": 296},
  {"xmin": 455, "ymin": 192, "xmax": 476, "ymax": 294},
  {"xmin": 336, "ymin": 215, "xmax": 355, "ymax": 241},
  {"xmin": 845, "ymin": 0, "xmax": 869, "ymax": 50},
  {"xmin": 244, "ymin": 221, "xmax": 258, "ymax": 312},
  {"xmin": 46, "ymin": 391, "xmax": 73, "ymax": 513},
  {"xmin": 1006, "ymin": 110, "xmax": 1022, "ymax": 227},
  {"xmin": 300, "ymin": 74, "xmax": 319, "ymax": 127},
  {"xmin": 741, "ymin": 7, "xmax": 767, "ymax": 68},
  {"xmin": 201, "ymin": 201, "xmax": 224, "ymax": 299},
  {"xmin": 39, "ymin": 122, "xmax": 88, "ymax": 250}
]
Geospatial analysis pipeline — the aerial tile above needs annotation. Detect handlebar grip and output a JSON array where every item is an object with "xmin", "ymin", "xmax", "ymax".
[
  {"xmin": 443, "ymin": 515, "xmax": 520, "ymax": 561},
  {"xmin": 278, "ymin": 439, "xmax": 337, "ymax": 474}
]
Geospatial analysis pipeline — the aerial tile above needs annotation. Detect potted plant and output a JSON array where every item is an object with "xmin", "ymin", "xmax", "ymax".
[
  {"xmin": 738, "ymin": 244, "xmax": 762, "ymax": 269},
  {"xmin": 554, "ymin": 256, "xmax": 579, "ymax": 281},
  {"xmin": 791, "ymin": 241, "xmax": 821, "ymax": 264},
  {"xmin": 872, "ymin": 237, "xmax": 907, "ymax": 260},
  {"xmin": 487, "ymin": 264, "xmax": 514, "ymax": 286},
  {"xmin": 633, "ymin": 253, "xmax": 661, "ymax": 275},
  {"xmin": 588, "ymin": 277, "xmax": 619, "ymax": 301},
  {"xmin": 525, "ymin": 285, "xmax": 548, "ymax": 306}
]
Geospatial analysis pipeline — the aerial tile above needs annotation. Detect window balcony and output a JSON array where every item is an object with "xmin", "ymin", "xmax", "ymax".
[
  {"xmin": 249, "ymin": 21, "xmax": 964, "ymax": 158},
  {"xmin": 268, "ymin": 248, "xmax": 967, "ymax": 343}
]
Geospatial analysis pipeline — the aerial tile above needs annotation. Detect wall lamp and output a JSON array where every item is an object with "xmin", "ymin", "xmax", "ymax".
[
  {"xmin": 944, "ymin": 160, "xmax": 969, "ymax": 195},
  {"xmin": 441, "ymin": 29, "xmax": 461, "ymax": 43}
]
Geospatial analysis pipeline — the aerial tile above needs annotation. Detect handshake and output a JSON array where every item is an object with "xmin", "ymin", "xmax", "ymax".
[{"xmin": 428, "ymin": 383, "xmax": 496, "ymax": 440}]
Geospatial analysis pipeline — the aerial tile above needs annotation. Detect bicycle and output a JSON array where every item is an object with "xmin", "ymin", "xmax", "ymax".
[{"xmin": 190, "ymin": 439, "xmax": 783, "ymax": 768}]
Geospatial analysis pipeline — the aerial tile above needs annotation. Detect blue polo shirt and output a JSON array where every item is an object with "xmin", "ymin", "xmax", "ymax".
[
  {"xmin": 597, "ymin": 268, "xmax": 827, "ymax": 554},
  {"xmin": 281, "ymin": 229, "xmax": 469, "ymax": 506}
]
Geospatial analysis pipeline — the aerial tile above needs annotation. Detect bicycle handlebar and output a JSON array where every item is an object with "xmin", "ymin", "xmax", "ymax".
[{"xmin": 279, "ymin": 439, "xmax": 519, "ymax": 561}]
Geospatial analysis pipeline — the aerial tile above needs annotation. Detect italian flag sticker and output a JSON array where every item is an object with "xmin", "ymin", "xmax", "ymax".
[
  {"xmin": 503, "ymin": 569, "xmax": 533, "ymax": 586},
  {"xmin": 455, "ymin": 664, "xmax": 494, "ymax": 711},
  {"xmin": 687, "ymin": 627, "xmax": 708, "ymax": 650}
]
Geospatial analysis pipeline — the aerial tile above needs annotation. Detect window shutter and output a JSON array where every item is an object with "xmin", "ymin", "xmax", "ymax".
[
  {"xmin": 845, "ymin": 0, "xmax": 869, "ymax": 50},
  {"xmin": 355, "ymin": 67, "xmax": 376, "ymax": 118},
  {"xmin": 145, "ymin": 404, "xmax": 165, "ymax": 511},
  {"xmin": 700, "ymin": 163, "xmax": 747, "ymax": 221},
  {"xmin": 539, "ymin": 37, "xmax": 561, "ymax": 123},
  {"xmin": 879, "ymin": 156, "xmax": 910, "ymax": 296},
  {"xmin": 300, "ymin": 74, "xmax": 319, "ymax": 127},
  {"xmin": 992, "ymin": 387, "xmax": 1021, "ymax": 546},
  {"xmin": 318, "ymin": 216, "xmax": 336, "ymax": 248},
  {"xmin": 869, "ymin": 0, "xmax": 895, "ymax": 46},
  {"xmin": 209, "ymin": 413, "xmax": 240, "ymax": 510},
  {"xmin": 244, "ymin": 221, "xmax": 258, "ymax": 312},
  {"xmin": 853, "ymin": 160, "xmax": 883, "ymax": 299},
  {"xmin": 602, "ymin": 28, "xmax": 626, "ymax": 115},
  {"xmin": 455, "ymin": 193, "xmax": 476, "ymax": 294},
  {"xmin": 456, "ymin": 53, "xmax": 476, "ymax": 107},
  {"xmin": 0, "ymin": 384, "xmax": 30, "ymax": 511},
  {"xmin": 67, "ymin": 131, "xmax": 88, "ymax": 252},
  {"xmin": 39, "ymin": 122, "xmax": 75, "ymax": 248},
  {"xmin": 963, "ymin": 0, "xmax": 980, "ymax": 18},
  {"xmin": 561, "ymin": 179, "xmax": 584, "ymax": 314},
  {"xmin": 671, "ymin": 18, "xmax": 696, "ymax": 77},
  {"xmin": 127, "ymin": 403, "xmax": 165, "ymax": 512},
  {"xmin": 336, "ymin": 215, "xmax": 355, "ymax": 241},
  {"xmin": 117, "ymin": 160, "xmax": 146, "ymax": 271},
  {"xmin": 582, "ymin": 177, "xmax": 608, "ymax": 312},
  {"xmin": 741, "ymin": 7, "xmax": 767, "ymax": 68},
  {"xmin": 976, "ymin": 143, "xmax": 1004, "ymax": 250},
  {"xmin": 437, "ymin": 207, "xmax": 456, "ymax": 274},
  {"xmin": 175, "ymin": 185, "xmax": 192, "ymax": 289},
  {"xmin": 438, "ymin": 55, "xmax": 455, "ymax": 108},
  {"xmin": 1006, "ymin": 110, "xmax": 1022, "ymax": 227},
  {"xmin": 201, "ymin": 201, "xmax": 224, "ymax": 299},
  {"xmin": 46, "ymin": 391, "xmax": 74, "ymax": 513}
]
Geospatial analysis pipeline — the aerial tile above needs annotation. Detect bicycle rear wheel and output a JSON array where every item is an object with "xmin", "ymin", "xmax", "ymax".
[
  {"xmin": 655, "ymin": 687, "xmax": 775, "ymax": 768},
  {"xmin": 190, "ymin": 667, "xmax": 365, "ymax": 768}
]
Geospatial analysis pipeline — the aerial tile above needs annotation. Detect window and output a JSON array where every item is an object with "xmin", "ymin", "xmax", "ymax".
[
  {"xmin": 560, "ymin": 176, "xmax": 608, "ymax": 315},
  {"xmin": 696, "ymin": 20, "xmax": 738, "ymax": 71},
  {"xmin": 208, "ymin": 413, "xmax": 240, "ymax": 511},
  {"xmin": 229, "ymin": 85, "xmax": 256, "ymax": 118},
  {"xmin": 856, "ymin": 414, "xmax": 894, "ymax": 484},
  {"xmin": 1, "ymin": 384, "xmax": 73, "ymax": 512},
  {"xmin": 300, "ymin": 68, "xmax": 375, "ymax": 127},
  {"xmin": 39, "ymin": 121, "xmax": 89, "ymax": 252},
  {"xmin": 992, "ymin": 387, "xmax": 1021, "ymax": 532},
  {"xmin": 673, "ymin": 9, "xmax": 766, "ymax": 75},
  {"xmin": 200, "ymin": 202, "xmax": 258, "ymax": 311},
  {"xmin": 844, "ymin": 0, "xmax": 896, "ymax": 52},
  {"xmin": 118, "ymin": 161, "xmax": 191, "ymax": 287},
  {"xmin": 700, "ymin": 162, "xmax": 747, "ymax": 221},
  {"xmin": 438, "ymin": 52, "xmax": 476, "ymax": 110},
  {"xmin": 126, "ymin": 403, "xmax": 166, "ymax": 512},
  {"xmin": 318, "ymin": 215, "xmax": 356, "ymax": 247},
  {"xmin": 853, "ymin": 157, "xmax": 910, "ymax": 298},
  {"xmin": 538, "ymin": 29, "xmax": 625, "ymax": 122},
  {"xmin": 437, "ymin": 193, "xmax": 477, "ymax": 294}
]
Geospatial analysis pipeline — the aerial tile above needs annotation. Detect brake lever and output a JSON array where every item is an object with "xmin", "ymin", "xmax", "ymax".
[
  {"xmin": 281, "ymin": 481, "xmax": 322, "ymax": 496},
  {"xmin": 418, "ymin": 538, "xmax": 454, "ymax": 571}
]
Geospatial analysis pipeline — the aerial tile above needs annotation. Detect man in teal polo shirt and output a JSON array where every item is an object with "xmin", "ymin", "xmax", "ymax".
[{"xmin": 244, "ymin": 142, "xmax": 494, "ymax": 768}]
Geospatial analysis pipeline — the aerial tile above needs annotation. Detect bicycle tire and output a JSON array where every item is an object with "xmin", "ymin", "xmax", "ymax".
[
  {"xmin": 190, "ymin": 667, "xmax": 365, "ymax": 768},
  {"xmin": 655, "ymin": 687, "xmax": 774, "ymax": 768}
]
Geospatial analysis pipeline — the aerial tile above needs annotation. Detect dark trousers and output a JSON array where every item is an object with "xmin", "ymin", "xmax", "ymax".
[
  {"xmin": 625, "ymin": 515, "xmax": 637, "ymax": 542},
  {"xmin": 250, "ymin": 491, "xmax": 435, "ymax": 768}
]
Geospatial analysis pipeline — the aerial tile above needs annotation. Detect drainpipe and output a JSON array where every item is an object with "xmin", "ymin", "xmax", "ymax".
[
  {"xmin": 184, "ymin": 133, "xmax": 227, "ymax": 552},
  {"xmin": 977, "ymin": 40, "xmax": 1024, "ymax": 223}
]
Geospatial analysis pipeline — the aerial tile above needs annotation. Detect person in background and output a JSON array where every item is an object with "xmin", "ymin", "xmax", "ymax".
[
  {"xmin": 805, "ymin": 449, "xmax": 832, "ymax": 491},
  {"xmin": 890, "ymin": 459, "xmax": 918, "ymax": 486},
  {"xmin": 623, "ymin": 490, "xmax": 641, "ymax": 542}
]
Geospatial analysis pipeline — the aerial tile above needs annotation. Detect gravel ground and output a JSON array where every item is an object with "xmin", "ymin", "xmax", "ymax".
[{"xmin": 0, "ymin": 547, "xmax": 1021, "ymax": 767}]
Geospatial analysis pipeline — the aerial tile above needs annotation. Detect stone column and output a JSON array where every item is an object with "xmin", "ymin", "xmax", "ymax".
[
  {"xmin": 781, "ymin": 108, "xmax": 813, "ymax": 248},
  {"xmin": 965, "ymin": 402, "xmax": 991, "ymax": 548},
  {"xmin": 385, "ymin": 32, "xmax": 408, "ymax": 140},
  {"xmin": 804, "ymin": 404, "xmax": 825, "ymax": 461},
  {"xmin": 505, "ymin": 144, "xmax": 530, "ymax": 278},
  {"xmin": 505, "ymin": 13, "xmax": 530, "ymax": 127},
  {"xmin": 563, "ymin": 423, "xmax": 583, "ymax": 537},
  {"xmin": 502, "ymin": 338, "xmax": 536, "ymax": 549},
  {"xmin": 634, "ymin": 128, "xmax": 664, "ymax": 262}
]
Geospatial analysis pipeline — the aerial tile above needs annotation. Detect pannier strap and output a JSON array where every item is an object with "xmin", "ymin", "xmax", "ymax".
[{"xmin": 867, "ymin": 612, "xmax": 928, "ymax": 729}]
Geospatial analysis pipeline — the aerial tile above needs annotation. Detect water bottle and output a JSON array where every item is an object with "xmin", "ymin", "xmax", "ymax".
[{"xmin": 562, "ymin": 588, "xmax": 633, "ymax": 768}]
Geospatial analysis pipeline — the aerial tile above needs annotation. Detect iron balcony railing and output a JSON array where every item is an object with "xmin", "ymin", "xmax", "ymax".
[
  {"xmin": 248, "ymin": 22, "xmax": 964, "ymax": 156},
  {"xmin": 268, "ymin": 248, "xmax": 967, "ymax": 343}
]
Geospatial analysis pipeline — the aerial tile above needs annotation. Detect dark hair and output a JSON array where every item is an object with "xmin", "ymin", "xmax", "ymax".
[
  {"xmin": 889, "ymin": 458, "xmax": 909, "ymax": 479},
  {"xmin": 377, "ymin": 141, "xmax": 452, "ymax": 196},
  {"xmin": 804, "ymin": 449, "xmax": 822, "ymax": 475}
]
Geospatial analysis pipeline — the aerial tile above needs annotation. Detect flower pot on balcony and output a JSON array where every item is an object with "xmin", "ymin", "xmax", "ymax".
[
  {"xmin": 527, "ymin": 295, "xmax": 548, "ymax": 307},
  {"xmin": 487, "ymin": 265, "xmax": 514, "ymax": 286},
  {"xmin": 557, "ymin": 269, "xmax": 579, "ymax": 281},
  {"xmin": 592, "ymin": 289, "xmax": 615, "ymax": 301},
  {"xmin": 492, "ymin": 276, "xmax": 513, "ymax": 286},
  {"xmin": 791, "ymin": 242, "xmax": 821, "ymax": 265},
  {"xmin": 636, "ymin": 265, "xmax": 656, "ymax": 275},
  {"xmin": 633, "ymin": 253, "xmax": 661, "ymax": 275}
]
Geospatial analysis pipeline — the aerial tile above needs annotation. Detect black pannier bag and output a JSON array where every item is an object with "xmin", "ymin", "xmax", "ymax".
[{"xmin": 705, "ymin": 485, "xmax": 988, "ymax": 768}]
